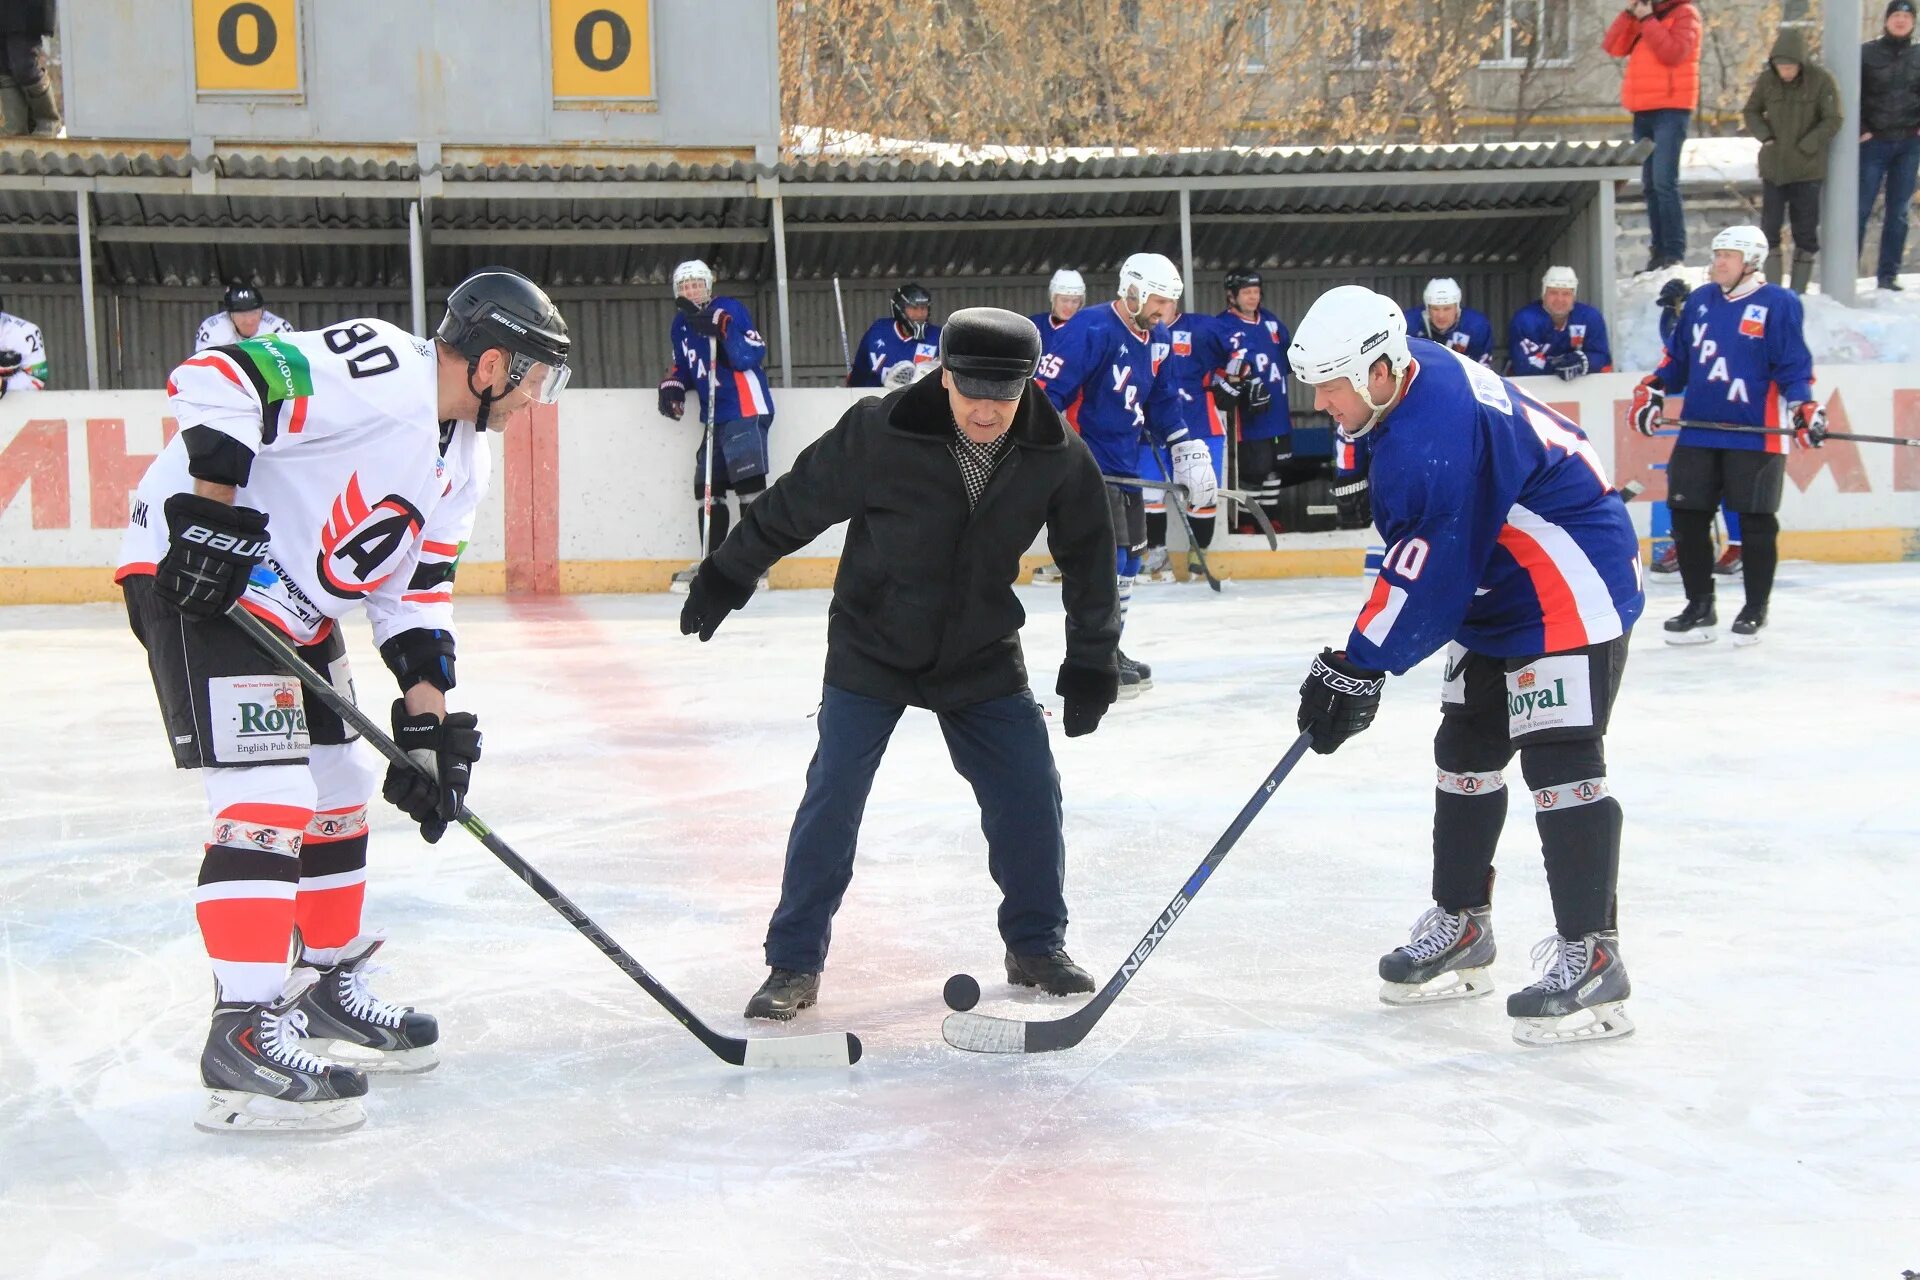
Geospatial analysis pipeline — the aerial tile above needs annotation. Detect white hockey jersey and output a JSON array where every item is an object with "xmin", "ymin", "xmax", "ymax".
[
  {"xmin": 195, "ymin": 309, "xmax": 295, "ymax": 352},
  {"xmin": 0, "ymin": 310, "xmax": 49, "ymax": 392},
  {"xmin": 117, "ymin": 319, "xmax": 488, "ymax": 650}
]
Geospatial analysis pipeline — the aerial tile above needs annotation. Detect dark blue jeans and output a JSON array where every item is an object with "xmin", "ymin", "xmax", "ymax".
[
  {"xmin": 763, "ymin": 685, "xmax": 1069, "ymax": 973},
  {"xmin": 1859, "ymin": 135, "xmax": 1920, "ymax": 283},
  {"xmin": 1634, "ymin": 108, "xmax": 1691, "ymax": 264}
]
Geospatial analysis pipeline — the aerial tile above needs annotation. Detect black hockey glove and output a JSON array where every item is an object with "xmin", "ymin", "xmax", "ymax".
[
  {"xmin": 676, "ymin": 296, "xmax": 728, "ymax": 339},
  {"xmin": 154, "ymin": 491, "xmax": 271, "ymax": 619},
  {"xmin": 658, "ymin": 377, "xmax": 687, "ymax": 420},
  {"xmin": 1296, "ymin": 647, "xmax": 1386, "ymax": 755},
  {"xmin": 0, "ymin": 348, "xmax": 20, "ymax": 376},
  {"xmin": 1333, "ymin": 476, "xmax": 1372, "ymax": 530},
  {"xmin": 1209, "ymin": 375, "xmax": 1244, "ymax": 414},
  {"xmin": 1244, "ymin": 375, "xmax": 1274, "ymax": 417},
  {"xmin": 383, "ymin": 700, "xmax": 482, "ymax": 844},
  {"xmin": 1548, "ymin": 350, "xmax": 1588, "ymax": 381},
  {"xmin": 1056, "ymin": 662, "xmax": 1120, "ymax": 739},
  {"xmin": 679, "ymin": 557, "xmax": 758, "ymax": 642}
]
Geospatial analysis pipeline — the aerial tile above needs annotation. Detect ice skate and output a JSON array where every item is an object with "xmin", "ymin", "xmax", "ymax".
[
  {"xmin": 291, "ymin": 936, "xmax": 440, "ymax": 1074},
  {"xmin": 1183, "ymin": 554, "xmax": 1221, "ymax": 583},
  {"xmin": 1030, "ymin": 561, "xmax": 1064, "ymax": 585},
  {"xmin": 1118, "ymin": 650, "xmax": 1153, "ymax": 693},
  {"xmin": 1648, "ymin": 543, "xmax": 1679, "ymax": 575},
  {"xmin": 1713, "ymin": 545, "xmax": 1742, "ymax": 576},
  {"xmin": 1662, "ymin": 597, "xmax": 1716, "ymax": 645},
  {"xmin": 745, "ymin": 968, "xmax": 820, "ymax": 1021},
  {"xmin": 1507, "ymin": 931, "xmax": 1634, "ymax": 1046},
  {"xmin": 197, "ymin": 970, "xmax": 369, "ymax": 1135},
  {"xmin": 1004, "ymin": 949, "xmax": 1095, "ymax": 996},
  {"xmin": 1378, "ymin": 904, "xmax": 1496, "ymax": 1005},
  {"xmin": 1138, "ymin": 546, "xmax": 1174, "ymax": 584},
  {"xmin": 1730, "ymin": 602, "xmax": 1767, "ymax": 647}
]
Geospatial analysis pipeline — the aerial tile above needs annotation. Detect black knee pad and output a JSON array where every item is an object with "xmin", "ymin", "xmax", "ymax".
[
  {"xmin": 1520, "ymin": 737, "xmax": 1606, "ymax": 791},
  {"xmin": 1434, "ymin": 713, "xmax": 1510, "ymax": 776}
]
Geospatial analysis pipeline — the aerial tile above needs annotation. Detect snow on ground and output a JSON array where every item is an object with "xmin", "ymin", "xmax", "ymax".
[
  {"xmin": 1613, "ymin": 262, "xmax": 1920, "ymax": 372},
  {"xmin": 4, "ymin": 572, "xmax": 1918, "ymax": 1278}
]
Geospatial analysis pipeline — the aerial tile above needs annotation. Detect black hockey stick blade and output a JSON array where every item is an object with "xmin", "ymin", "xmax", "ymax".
[
  {"xmin": 225, "ymin": 605, "xmax": 861, "ymax": 1070},
  {"xmin": 942, "ymin": 730, "xmax": 1314, "ymax": 1054},
  {"xmin": 1618, "ymin": 479, "xmax": 1646, "ymax": 503}
]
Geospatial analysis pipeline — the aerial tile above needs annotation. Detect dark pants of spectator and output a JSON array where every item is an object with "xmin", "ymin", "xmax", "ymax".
[
  {"xmin": 763, "ymin": 685, "xmax": 1069, "ymax": 973},
  {"xmin": 1633, "ymin": 108, "xmax": 1691, "ymax": 265},
  {"xmin": 1, "ymin": 34, "xmax": 45, "ymax": 88},
  {"xmin": 1859, "ymin": 135, "xmax": 1920, "ymax": 284},
  {"xmin": 1761, "ymin": 180, "xmax": 1822, "ymax": 290}
]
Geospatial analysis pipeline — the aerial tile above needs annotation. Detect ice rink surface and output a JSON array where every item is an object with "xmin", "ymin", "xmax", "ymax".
[{"xmin": 4, "ymin": 566, "xmax": 1917, "ymax": 1279}]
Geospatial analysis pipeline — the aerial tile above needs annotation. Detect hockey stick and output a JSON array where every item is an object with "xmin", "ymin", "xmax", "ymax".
[
  {"xmin": 1655, "ymin": 417, "xmax": 1920, "ymax": 447},
  {"xmin": 702, "ymin": 335, "xmax": 719, "ymax": 560},
  {"xmin": 1102, "ymin": 475, "xmax": 1279, "ymax": 550},
  {"xmin": 1148, "ymin": 440, "xmax": 1221, "ymax": 591},
  {"xmin": 225, "ymin": 605, "xmax": 862, "ymax": 1070},
  {"xmin": 832, "ymin": 275, "xmax": 852, "ymax": 378},
  {"xmin": 943, "ymin": 729, "xmax": 1314, "ymax": 1055}
]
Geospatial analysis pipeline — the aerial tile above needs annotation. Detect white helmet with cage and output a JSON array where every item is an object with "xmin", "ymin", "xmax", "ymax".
[
  {"xmin": 1049, "ymin": 268, "xmax": 1086, "ymax": 299},
  {"xmin": 672, "ymin": 259, "xmax": 715, "ymax": 303},
  {"xmin": 1711, "ymin": 225, "xmax": 1769, "ymax": 270},
  {"xmin": 1287, "ymin": 285, "xmax": 1411, "ymax": 437},
  {"xmin": 1116, "ymin": 252, "xmax": 1183, "ymax": 325},
  {"xmin": 1423, "ymin": 277, "xmax": 1462, "ymax": 308}
]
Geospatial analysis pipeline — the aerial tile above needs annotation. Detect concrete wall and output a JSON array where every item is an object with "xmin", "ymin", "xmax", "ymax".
[{"xmin": 6, "ymin": 369, "xmax": 1919, "ymax": 606}]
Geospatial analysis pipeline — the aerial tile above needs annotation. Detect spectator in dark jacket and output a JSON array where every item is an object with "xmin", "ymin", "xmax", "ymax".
[
  {"xmin": 1861, "ymin": 0, "xmax": 1920, "ymax": 290},
  {"xmin": 0, "ymin": 0, "xmax": 59, "ymax": 137},
  {"xmin": 1744, "ymin": 28, "xmax": 1843, "ymax": 293},
  {"xmin": 678, "ymin": 307, "xmax": 1122, "ymax": 1022}
]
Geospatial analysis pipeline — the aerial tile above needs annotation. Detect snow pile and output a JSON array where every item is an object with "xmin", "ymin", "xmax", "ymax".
[
  {"xmin": 1612, "ymin": 266, "xmax": 1920, "ymax": 373},
  {"xmin": 1676, "ymin": 136, "xmax": 1761, "ymax": 187}
]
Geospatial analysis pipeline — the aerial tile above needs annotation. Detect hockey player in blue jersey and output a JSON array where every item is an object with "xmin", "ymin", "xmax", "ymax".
[
  {"xmin": 1215, "ymin": 268, "xmax": 1292, "ymax": 529},
  {"xmin": 1288, "ymin": 285, "xmax": 1644, "ymax": 1047},
  {"xmin": 1406, "ymin": 277, "xmax": 1495, "ymax": 365},
  {"xmin": 1630, "ymin": 225, "xmax": 1824, "ymax": 645},
  {"xmin": 1037, "ymin": 251, "xmax": 1213, "ymax": 694},
  {"xmin": 849, "ymin": 283, "xmax": 942, "ymax": 388},
  {"xmin": 1030, "ymin": 269, "xmax": 1086, "ymax": 347},
  {"xmin": 1137, "ymin": 301, "xmax": 1235, "ymax": 581},
  {"xmin": 1508, "ymin": 266, "xmax": 1612, "ymax": 380},
  {"xmin": 657, "ymin": 259, "xmax": 777, "ymax": 590}
]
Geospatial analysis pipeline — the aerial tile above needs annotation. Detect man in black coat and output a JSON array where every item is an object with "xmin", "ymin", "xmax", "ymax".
[
  {"xmin": 679, "ymin": 307, "xmax": 1121, "ymax": 1020},
  {"xmin": 1860, "ymin": 0, "xmax": 1920, "ymax": 290}
]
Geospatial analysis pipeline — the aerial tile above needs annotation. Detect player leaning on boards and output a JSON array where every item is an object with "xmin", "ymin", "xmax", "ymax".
[
  {"xmin": 0, "ymin": 291, "xmax": 48, "ymax": 395},
  {"xmin": 676, "ymin": 308, "xmax": 1121, "ymax": 1020},
  {"xmin": 1508, "ymin": 266, "xmax": 1612, "ymax": 381},
  {"xmin": 195, "ymin": 282, "xmax": 294, "ymax": 352},
  {"xmin": 848, "ymin": 282, "xmax": 942, "ymax": 388},
  {"xmin": 115, "ymin": 269, "xmax": 571, "ymax": 1132},
  {"xmin": 1289, "ymin": 286, "xmax": 1645, "ymax": 1046},
  {"xmin": 1631, "ymin": 225, "xmax": 1824, "ymax": 646}
]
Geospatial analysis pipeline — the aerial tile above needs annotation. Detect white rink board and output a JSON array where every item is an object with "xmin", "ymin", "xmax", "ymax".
[{"xmin": 3, "ymin": 572, "xmax": 1918, "ymax": 1278}]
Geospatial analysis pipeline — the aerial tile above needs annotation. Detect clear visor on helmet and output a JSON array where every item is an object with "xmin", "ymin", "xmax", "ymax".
[{"xmin": 508, "ymin": 351, "xmax": 570, "ymax": 404}]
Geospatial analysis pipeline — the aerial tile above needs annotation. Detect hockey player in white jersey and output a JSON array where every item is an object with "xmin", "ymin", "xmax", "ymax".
[
  {"xmin": 116, "ymin": 269, "xmax": 570, "ymax": 1133},
  {"xmin": 0, "ymin": 293, "xmax": 49, "ymax": 394},
  {"xmin": 195, "ymin": 282, "xmax": 295, "ymax": 352}
]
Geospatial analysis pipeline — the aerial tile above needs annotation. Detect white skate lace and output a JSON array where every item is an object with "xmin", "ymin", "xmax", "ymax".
[
  {"xmin": 261, "ymin": 1007, "xmax": 331, "ymax": 1073},
  {"xmin": 339, "ymin": 965, "xmax": 407, "ymax": 1029},
  {"xmin": 1400, "ymin": 906, "xmax": 1464, "ymax": 963},
  {"xmin": 1520, "ymin": 935, "xmax": 1587, "ymax": 994}
]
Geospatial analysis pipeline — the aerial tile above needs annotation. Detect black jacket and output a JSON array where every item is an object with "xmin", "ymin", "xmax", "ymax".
[
  {"xmin": 710, "ymin": 373, "xmax": 1120, "ymax": 712},
  {"xmin": 1861, "ymin": 31, "xmax": 1920, "ymax": 136},
  {"xmin": 0, "ymin": 2, "xmax": 55, "ymax": 37}
]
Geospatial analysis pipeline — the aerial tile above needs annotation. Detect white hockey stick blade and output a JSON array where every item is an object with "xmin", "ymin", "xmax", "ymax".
[
  {"xmin": 739, "ymin": 1030, "xmax": 863, "ymax": 1068},
  {"xmin": 940, "ymin": 1010, "xmax": 1033, "ymax": 1054}
]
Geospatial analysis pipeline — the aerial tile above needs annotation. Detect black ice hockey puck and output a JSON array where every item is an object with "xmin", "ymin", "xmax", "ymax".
[{"xmin": 943, "ymin": 973, "xmax": 981, "ymax": 1012}]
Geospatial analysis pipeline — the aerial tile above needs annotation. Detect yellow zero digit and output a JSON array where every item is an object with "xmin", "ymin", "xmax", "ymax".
[
  {"xmin": 551, "ymin": 0, "xmax": 653, "ymax": 100},
  {"xmin": 192, "ymin": 0, "xmax": 301, "ymax": 93}
]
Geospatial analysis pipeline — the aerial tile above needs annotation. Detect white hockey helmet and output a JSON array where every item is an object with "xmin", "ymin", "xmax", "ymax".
[
  {"xmin": 672, "ymin": 259, "xmax": 715, "ymax": 299},
  {"xmin": 1711, "ymin": 224, "xmax": 1769, "ymax": 270},
  {"xmin": 1048, "ymin": 268, "xmax": 1086, "ymax": 298},
  {"xmin": 1287, "ymin": 285, "xmax": 1411, "ymax": 437},
  {"xmin": 1423, "ymin": 277, "xmax": 1462, "ymax": 308},
  {"xmin": 1117, "ymin": 252, "xmax": 1183, "ymax": 323},
  {"xmin": 1541, "ymin": 265, "xmax": 1579, "ymax": 293}
]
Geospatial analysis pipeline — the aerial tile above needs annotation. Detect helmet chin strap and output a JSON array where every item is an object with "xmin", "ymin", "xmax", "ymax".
[
  {"xmin": 1341, "ymin": 366, "xmax": 1406, "ymax": 438},
  {"xmin": 467, "ymin": 359, "xmax": 498, "ymax": 432}
]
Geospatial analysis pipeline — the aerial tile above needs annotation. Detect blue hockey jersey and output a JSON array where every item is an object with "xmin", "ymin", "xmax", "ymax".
[
  {"xmin": 668, "ymin": 297, "xmax": 776, "ymax": 425},
  {"xmin": 849, "ymin": 318, "xmax": 943, "ymax": 388},
  {"xmin": 1508, "ymin": 301, "xmax": 1612, "ymax": 377},
  {"xmin": 1036, "ymin": 301, "xmax": 1187, "ymax": 475},
  {"xmin": 1346, "ymin": 339, "xmax": 1644, "ymax": 674},
  {"xmin": 1655, "ymin": 279, "xmax": 1814, "ymax": 454},
  {"xmin": 1215, "ymin": 307, "xmax": 1292, "ymax": 441},
  {"xmin": 1406, "ymin": 305, "xmax": 1495, "ymax": 365},
  {"xmin": 1030, "ymin": 312, "xmax": 1077, "ymax": 353},
  {"xmin": 1163, "ymin": 311, "xmax": 1236, "ymax": 439}
]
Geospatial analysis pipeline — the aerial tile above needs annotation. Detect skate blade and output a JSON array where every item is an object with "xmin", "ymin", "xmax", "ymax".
[
  {"xmin": 1116, "ymin": 685, "xmax": 1142, "ymax": 702},
  {"xmin": 196, "ymin": 1090, "xmax": 366, "ymax": 1135},
  {"xmin": 668, "ymin": 581, "xmax": 691, "ymax": 595},
  {"xmin": 309, "ymin": 1038, "xmax": 440, "ymax": 1074},
  {"xmin": 1511, "ymin": 1001, "xmax": 1635, "ymax": 1047},
  {"xmin": 1730, "ymin": 630, "xmax": 1763, "ymax": 648},
  {"xmin": 1379, "ymin": 966, "xmax": 1495, "ymax": 1006},
  {"xmin": 1662, "ymin": 629, "xmax": 1716, "ymax": 646}
]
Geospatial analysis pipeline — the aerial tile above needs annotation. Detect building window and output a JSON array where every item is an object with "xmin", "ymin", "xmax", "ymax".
[{"xmin": 1481, "ymin": 0, "xmax": 1574, "ymax": 69}]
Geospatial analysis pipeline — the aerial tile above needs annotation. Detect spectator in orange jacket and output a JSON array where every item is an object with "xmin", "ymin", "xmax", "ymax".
[{"xmin": 1605, "ymin": 0, "xmax": 1704, "ymax": 274}]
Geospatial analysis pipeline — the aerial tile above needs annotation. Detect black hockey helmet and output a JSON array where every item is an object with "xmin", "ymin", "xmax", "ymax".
[
  {"xmin": 939, "ymin": 307, "xmax": 1041, "ymax": 401},
  {"xmin": 223, "ymin": 282, "xmax": 265, "ymax": 313},
  {"xmin": 892, "ymin": 282, "xmax": 934, "ymax": 338},
  {"xmin": 1224, "ymin": 268, "xmax": 1263, "ymax": 297},
  {"xmin": 437, "ymin": 268, "xmax": 572, "ymax": 405}
]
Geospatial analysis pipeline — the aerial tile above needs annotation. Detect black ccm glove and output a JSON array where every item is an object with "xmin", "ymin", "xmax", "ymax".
[
  {"xmin": 155, "ymin": 491, "xmax": 271, "ymax": 618},
  {"xmin": 383, "ymin": 700, "xmax": 482, "ymax": 844},
  {"xmin": 1296, "ymin": 647, "xmax": 1386, "ymax": 755},
  {"xmin": 678, "ymin": 557, "xmax": 758, "ymax": 641},
  {"xmin": 1056, "ymin": 662, "xmax": 1120, "ymax": 739},
  {"xmin": 676, "ymin": 295, "xmax": 727, "ymax": 339}
]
